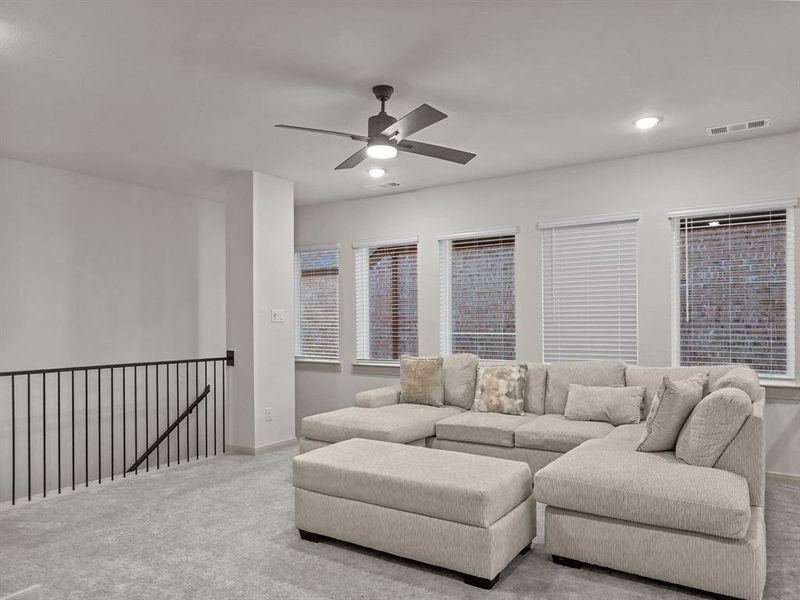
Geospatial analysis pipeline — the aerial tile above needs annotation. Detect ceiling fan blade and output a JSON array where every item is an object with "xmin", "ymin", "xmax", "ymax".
[
  {"xmin": 381, "ymin": 104, "xmax": 447, "ymax": 141},
  {"xmin": 397, "ymin": 140, "xmax": 476, "ymax": 164},
  {"xmin": 275, "ymin": 125, "xmax": 368, "ymax": 142},
  {"xmin": 334, "ymin": 147, "xmax": 369, "ymax": 170}
]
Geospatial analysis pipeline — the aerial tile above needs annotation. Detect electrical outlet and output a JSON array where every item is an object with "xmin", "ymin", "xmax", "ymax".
[
  {"xmin": 270, "ymin": 309, "xmax": 286, "ymax": 323},
  {"xmin": 264, "ymin": 407, "xmax": 272, "ymax": 422}
]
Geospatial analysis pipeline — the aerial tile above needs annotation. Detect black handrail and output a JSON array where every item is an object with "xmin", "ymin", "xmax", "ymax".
[
  {"xmin": 127, "ymin": 385, "xmax": 211, "ymax": 473},
  {"xmin": 1, "ymin": 355, "xmax": 231, "ymax": 505}
]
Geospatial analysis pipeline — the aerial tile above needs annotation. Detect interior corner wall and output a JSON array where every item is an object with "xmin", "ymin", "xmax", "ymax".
[
  {"xmin": 0, "ymin": 156, "xmax": 227, "ymax": 371},
  {"xmin": 294, "ymin": 131, "xmax": 800, "ymax": 476},
  {"xmin": 225, "ymin": 171, "xmax": 295, "ymax": 451}
]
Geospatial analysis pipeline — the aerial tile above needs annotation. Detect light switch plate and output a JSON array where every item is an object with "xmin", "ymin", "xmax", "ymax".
[{"xmin": 270, "ymin": 309, "xmax": 286, "ymax": 323}]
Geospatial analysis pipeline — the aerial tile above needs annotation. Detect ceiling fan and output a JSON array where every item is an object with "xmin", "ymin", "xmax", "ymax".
[{"xmin": 275, "ymin": 85, "xmax": 476, "ymax": 170}]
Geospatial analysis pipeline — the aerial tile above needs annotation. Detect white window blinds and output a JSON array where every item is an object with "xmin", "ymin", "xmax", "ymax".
[
  {"xmin": 294, "ymin": 248, "xmax": 340, "ymax": 360},
  {"xmin": 542, "ymin": 219, "xmax": 638, "ymax": 363},
  {"xmin": 671, "ymin": 208, "xmax": 795, "ymax": 377},
  {"xmin": 439, "ymin": 234, "xmax": 516, "ymax": 360},
  {"xmin": 355, "ymin": 241, "xmax": 418, "ymax": 361}
]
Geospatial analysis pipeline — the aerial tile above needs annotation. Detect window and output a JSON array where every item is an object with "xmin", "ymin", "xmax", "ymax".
[
  {"xmin": 294, "ymin": 248, "xmax": 339, "ymax": 360},
  {"xmin": 671, "ymin": 206, "xmax": 795, "ymax": 377},
  {"xmin": 541, "ymin": 216, "xmax": 638, "ymax": 363},
  {"xmin": 440, "ymin": 232, "xmax": 516, "ymax": 359},
  {"xmin": 355, "ymin": 240, "xmax": 418, "ymax": 361}
]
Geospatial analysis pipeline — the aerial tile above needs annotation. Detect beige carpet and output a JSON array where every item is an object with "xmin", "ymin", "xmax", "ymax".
[{"xmin": 0, "ymin": 444, "xmax": 797, "ymax": 599}]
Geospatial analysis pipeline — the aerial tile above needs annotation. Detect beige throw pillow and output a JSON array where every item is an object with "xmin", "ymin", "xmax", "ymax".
[
  {"xmin": 472, "ymin": 364, "xmax": 528, "ymax": 416},
  {"xmin": 400, "ymin": 356, "xmax": 444, "ymax": 407},
  {"xmin": 564, "ymin": 384, "xmax": 646, "ymax": 425},
  {"xmin": 676, "ymin": 388, "xmax": 752, "ymax": 467},
  {"xmin": 442, "ymin": 354, "xmax": 479, "ymax": 409},
  {"xmin": 710, "ymin": 366, "xmax": 761, "ymax": 403},
  {"xmin": 636, "ymin": 373, "xmax": 708, "ymax": 452}
]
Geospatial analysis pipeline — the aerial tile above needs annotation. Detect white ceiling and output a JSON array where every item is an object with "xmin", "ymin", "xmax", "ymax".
[{"xmin": 1, "ymin": 1, "xmax": 799, "ymax": 205}]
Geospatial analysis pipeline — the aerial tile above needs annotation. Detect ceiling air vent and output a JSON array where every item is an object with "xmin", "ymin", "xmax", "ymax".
[
  {"xmin": 365, "ymin": 181, "xmax": 401, "ymax": 191},
  {"xmin": 706, "ymin": 117, "xmax": 770, "ymax": 136}
]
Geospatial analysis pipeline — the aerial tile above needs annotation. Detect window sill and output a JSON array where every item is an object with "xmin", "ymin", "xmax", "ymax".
[
  {"xmin": 352, "ymin": 360, "xmax": 401, "ymax": 369},
  {"xmin": 295, "ymin": 357, "xmax": 341, "ymax": 365}
]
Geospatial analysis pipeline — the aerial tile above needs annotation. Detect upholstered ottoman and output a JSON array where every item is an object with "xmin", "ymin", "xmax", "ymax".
[{"xmin": 293, "ymin": 438, "xmax": 535, "ymax": 588}]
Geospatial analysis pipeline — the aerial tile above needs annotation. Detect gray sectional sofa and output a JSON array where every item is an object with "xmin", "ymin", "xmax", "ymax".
[{"xmin": 298, "ymin": 358, "xmax": 766, "ymax": 600}]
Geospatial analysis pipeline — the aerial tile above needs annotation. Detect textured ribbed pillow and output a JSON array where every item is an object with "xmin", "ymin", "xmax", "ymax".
[
  {"xmin": 637, "ymin": 373, "xmax": 708, "ymax": 452},
  {"xmin": 400, "ymin": 356, "xmax": 444, "ymax": 407},
  {"xmin": 472, "ymin": 363, "xmax": 528, "ymax": 416},
  {"xmin": 442, "ymin": 354, "xmax": 479, "ymax": 409},
  {"xmin": 564, "ymin": 384, "xmax": 646, "ymax": 425},
  {"xmin": 710, "ymin": 366, "xmax": 761, "ymax": 403},
  {"xmin": 676, "ymin": 387, "xmax": 753, "ymax": 467}
]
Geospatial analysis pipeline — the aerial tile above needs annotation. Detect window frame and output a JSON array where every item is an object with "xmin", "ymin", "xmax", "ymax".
[
  {"xmin": 439, "ymin": 227, "xmax": 518, "ymax": 360},
  {"xmin": 669, "ymin": 200, "xmax": 797, "ymax": 379},
  {"xmin": 353, "ymin": 237, "xmax": 419, "ymax": 365},
  {"xmin": 294, "ymin": 244, "xmax": 341, "ymax": 363}
]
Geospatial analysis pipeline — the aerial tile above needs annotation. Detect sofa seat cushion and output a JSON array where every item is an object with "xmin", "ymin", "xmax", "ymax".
[
  {"xmin": 301, "ymin": 404, "xmax": 463, "ymax": 444},
  {"xmin": 435, "ymin": 411, "xmax": 536, "ymax": 447},
  {"xmin": 514, "ymin": 414, "xmax": 614, "ymax": 453},
  {"xmin": 293, "ymin": 438, "xmax": 532, "ymax": 528},
  {"xmin": 533, "ymin": 438, "xmax": 751, "ymax": 539}
]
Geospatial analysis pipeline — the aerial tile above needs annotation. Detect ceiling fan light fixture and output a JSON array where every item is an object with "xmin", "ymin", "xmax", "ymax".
[
  {"xmin": 368, "ymin": 167, "xmax": 387, "ymax": 178},
  {"xmin": 366, "ymin": 137, "xmax": 397, "ymax": 159}
]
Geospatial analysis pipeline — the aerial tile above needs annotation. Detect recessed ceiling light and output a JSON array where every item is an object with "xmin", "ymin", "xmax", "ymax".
[
  {"xmin": 368, "ymin": 167, "xmax": 387, "ymax": 178},
  {"xmin": 708, "ymin": 221, "xmax": 720, "ymax": 227},
  {"xmin": 635, "ymin": 116, "xmax": 662, "ymax": 130}
]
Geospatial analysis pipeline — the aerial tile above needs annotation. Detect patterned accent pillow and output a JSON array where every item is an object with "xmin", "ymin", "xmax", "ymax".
[
  {"xmin": 637, "ymin": 373, "xmax": 708, "ymax": 452},
  {"xmin": 400, "ymin": 356, "xmax": 444, "ymax": 407},
  {"xmin": 472, "ymin": 364, "xmax": 528, "ymax": 416}
]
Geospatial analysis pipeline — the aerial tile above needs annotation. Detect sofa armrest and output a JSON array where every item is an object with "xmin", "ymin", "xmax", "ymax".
[{"xmin": 354, "ymin": 384, "xmax": 402, "ymax": 408}]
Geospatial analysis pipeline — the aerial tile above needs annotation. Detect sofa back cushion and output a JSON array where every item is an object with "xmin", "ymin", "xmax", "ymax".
[
  {"xmin": 625, "ymin": 364, "xmax": 736, "ymax": 417},
  {"xmin": 442, "ymin": 354, "xmax": 479, "ymax": 409},
  {"xmin": 564, "ymin": 384, "xmax": 645, "ymax": 425},
  {"xmin": 676, "ymin": 387, "xmax": 752, "ymax": 467},
  {"xmin": 400, "ymin": 356, "xmax": 444, "ymax": 407},
  {"xmin": 710, "ymin": 366, "xmax": 761, "ymax": 403},
  {"xmin": 479, "ymin": 360, "xmax": 547, "ymax": 414},
  {"xmin": 545, "ymin": 360, "xmax": 626, "ymax": 414}
]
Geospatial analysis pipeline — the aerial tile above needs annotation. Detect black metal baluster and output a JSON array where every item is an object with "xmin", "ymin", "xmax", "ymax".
[
  {"xmin": 145, "ymin": 366, "xmax": 149, "ymax": 472},
  {"xmin": 222, "ymin": 363, "xmax": 226, "ymax": 453},
  {"xmin": 42, "ymin": 373, "xmax": 46, "ymax": 498},
  {"xmin": 27, "ymin": 374, "xmax": 31, "ymax": 501},
  {"xmin": 71, "ymin": 370, "xmax": 75, "ymax": 491},
  {"xmin": 166, "ymin": 364, "xmax": 171, "ymax": 467},
  {"xmin": 57, "ymin": 373, "xmax": 61, "ymax": 494},
  {"xmin": 11, "ymin": 376, "xmax": 16, "ymax": 505},
  {"xmin": 84, "ymin": 370, "xmax": 88, "ymax": 487},
  {"xmin": 156, "ymin": 365, "xmax": 160, "ymax": 469},
  {"xmin": 134, "ymin": 366, "xmax": 138, "ymax": 475},
  {"xmin": 185, "ymin": 362, "xmax": 189, "ymax": 460},
  {"xmin": 97, "ymin": 369, "xmax": 101, "ymax": 484},
  {"xmin": 204, "ymin": 361, "xmax": 208, "ymax": 458},
  {"xmin": 110, "ymin": 368, "xmax": 114, "ymax": 481},
  {"xmin": 176, "ymin": 363, "xmax": 180, "ymax": 465},
  {"xmin": 195, "ymin": 362, "xmax": 199, "ymax": 460},
  {"xmin": 213, "ymin": 361, "xmax": 217, "ymax": 456},
  {"xmin": 122, "ymin": 367, "xmax": 126, "ymax": 478}
]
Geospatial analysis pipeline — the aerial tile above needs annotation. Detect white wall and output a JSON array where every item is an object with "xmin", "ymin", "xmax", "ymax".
[
  {"xmin": 0, "ymin": 157, "xmax": 227, "ymax": 501},
  {"xmin": 295, "ymin": 131, "xmax": 800, "ymax": 476}
]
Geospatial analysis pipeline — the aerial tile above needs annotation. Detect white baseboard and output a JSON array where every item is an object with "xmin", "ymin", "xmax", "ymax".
[
  {"xmin": 227, "ymin": 438, "xmax": 298, "ymax": 456},
  {"xmin": 766, "ymin": 471, "xmax": 800, "ymax": 486}
]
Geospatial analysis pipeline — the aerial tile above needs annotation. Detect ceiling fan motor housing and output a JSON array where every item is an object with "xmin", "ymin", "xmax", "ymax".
[{"xmin": 368, "ymin": 113, "xmax": 397, "ymax": 138}]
